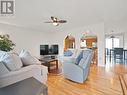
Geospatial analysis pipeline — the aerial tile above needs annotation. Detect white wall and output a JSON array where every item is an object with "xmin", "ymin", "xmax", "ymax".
[{"xmin": 0, "ymin": 24, "xmax": 52, "ymax": 57}]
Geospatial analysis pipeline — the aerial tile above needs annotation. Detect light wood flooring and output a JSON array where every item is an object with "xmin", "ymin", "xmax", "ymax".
[{"xmin": 46, "ymin": 63, "xmax": 127, "ymax": 95}]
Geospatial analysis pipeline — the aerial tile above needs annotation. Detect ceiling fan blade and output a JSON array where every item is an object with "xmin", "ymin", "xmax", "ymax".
[
  {"xmin": 44, "ymin": 21, "xmax": 53, "ymax": 23},
  {"xmin": 51, "ymin": 16, "xmax": 58, "ymax": 21},
  {"xmin": 58, "ymin": 20, "xmax": 67, "ymax": 23},
  {"xmin": 44, "ymin": 17, "xmax": 67, "ymax": 26}
]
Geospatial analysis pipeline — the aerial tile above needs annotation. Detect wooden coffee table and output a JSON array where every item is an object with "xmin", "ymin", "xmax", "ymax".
[
  {"xmin": 0, "ymin": 77, "xmax": 48, "ymax": 95},
  {"xmin": 39, "ymin": 58, "xmax": 58, "ymax": 72}
]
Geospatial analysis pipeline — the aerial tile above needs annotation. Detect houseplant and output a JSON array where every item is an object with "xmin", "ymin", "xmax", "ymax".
[{"xmin": 0, "ymin": 34, "xmax": 15, "ymax": 52}]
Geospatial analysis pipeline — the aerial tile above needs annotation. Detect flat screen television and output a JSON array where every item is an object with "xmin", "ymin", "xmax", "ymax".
[
  {"xmin": 49, "ymin": 45, "xmax": 59, "ymax": 55},
  {"xmin": 40, "ymin": 45, "xmax": 59, "ymax": 55},
  {"xmin": 40, "ymin": 45, "xmax": 49, "ymax": 55}
]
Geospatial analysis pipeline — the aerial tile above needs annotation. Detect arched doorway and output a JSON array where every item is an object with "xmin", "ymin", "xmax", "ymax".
[
  {"xmin": 105, "ymin": 33, "xmax": 124, "ymax": 64},
  {"xmin": 80, "ymin": 34, "xmax": 97, "ymax": 49},
  {"xmin": 64, "ymin": 35, "xmax": 75, "ymax": 51}
]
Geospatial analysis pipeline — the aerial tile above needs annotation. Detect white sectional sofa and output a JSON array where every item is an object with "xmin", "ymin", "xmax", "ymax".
[
  {"xmin": 0, "ymin": 50, "xmax": 48, "ymax": 88},
  {"xmin": 0, "ymin": 64, "xmax": 48, "ymax": 88}
]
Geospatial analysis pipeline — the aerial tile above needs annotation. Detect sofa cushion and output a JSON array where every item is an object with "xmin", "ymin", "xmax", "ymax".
[
  {"xmin": 0, "ymin": 62, "xmax": 9, "ymax": 76},
  {"xmin": 19, "ymin": 50, "xmax": 41, "ymax": 66},
  {"xmin": 0, "ymin": 53, "xmax": 23, "ymax": 71},
  {"xmin": 64, "ymin": 50, "xmax": 73, "ymax": 56}
]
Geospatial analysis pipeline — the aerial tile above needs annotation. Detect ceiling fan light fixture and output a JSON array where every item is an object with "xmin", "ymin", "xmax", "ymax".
[
  {"xmin": 44, "ymin": 16, "xmax": 67, "ymax": 26},
  {"xmin": 110, "ymin": 35, "xmax": 115, "ymax": 38},
  {"xmin": 110, "ymin": 30, "xmax": 115, "ymax": 38},
  {"xmin": 52, "ymin": 22, "xmax": 59, "ymax": 26}
]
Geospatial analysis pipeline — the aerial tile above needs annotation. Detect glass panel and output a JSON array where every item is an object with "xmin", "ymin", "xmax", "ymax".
[
  {"xmin": 113, "ymin": 38, "xmax": 119, "ymax": 48},
  {"xmin": 106, "ymin": 38, "xmax": 120, "ymax": 49},
  {"xmin": 106, "ymin": 38, "xmax": 112, "ymax": 49}
]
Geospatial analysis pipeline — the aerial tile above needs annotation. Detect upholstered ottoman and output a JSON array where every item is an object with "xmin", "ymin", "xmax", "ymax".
[{"xmin": 0, "ymin": 77, "xmax": 48, "ymax": 95}]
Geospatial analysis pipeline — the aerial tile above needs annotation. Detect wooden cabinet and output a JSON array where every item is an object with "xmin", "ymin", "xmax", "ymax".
[
  {"xmin": 92, "ymin": 49, "xmax": 98, "ymax": 65},
  {"xmin": 85, "ymin": 38, "xmax": 97, "ymax": 48}
]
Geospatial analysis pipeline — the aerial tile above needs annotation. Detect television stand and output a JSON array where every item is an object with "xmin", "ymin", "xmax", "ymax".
[
  {"xmin": 51, "ymin": 55, "xmax": 56, "ymax": 59},
  {"xmin": 40, "ymin": 55, "xmax": 57, "ymax": 59}
]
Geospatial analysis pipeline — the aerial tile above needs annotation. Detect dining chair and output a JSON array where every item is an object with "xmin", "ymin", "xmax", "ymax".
[{"xmin": 114, "ymin": 48, "xmax": 123, "ymax": 63}]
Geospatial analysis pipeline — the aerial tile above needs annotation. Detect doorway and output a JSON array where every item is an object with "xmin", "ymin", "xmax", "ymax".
[
  {"xmin": 105, "ymin": 34, "xmax": 124, "ymax": 64},
  {"xmin": 64, "ymin": 35, "xmax": 75, "ymax": 52}
]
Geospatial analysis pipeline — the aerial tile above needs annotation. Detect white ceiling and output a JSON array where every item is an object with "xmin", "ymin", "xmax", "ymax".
[{"xmin": 0, "ymin": 0, "xmax": 127, "ymax": 32}]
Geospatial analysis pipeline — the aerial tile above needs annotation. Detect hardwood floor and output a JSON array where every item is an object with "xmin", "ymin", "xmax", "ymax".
[{"xmin": 46, "ymin": 63, "xmax": 127, "ymax": 95}]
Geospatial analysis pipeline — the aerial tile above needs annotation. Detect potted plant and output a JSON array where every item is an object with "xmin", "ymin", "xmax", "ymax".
[{"xmin": 0, "ymin": 34, "xmax": 15, "ymax": 52}]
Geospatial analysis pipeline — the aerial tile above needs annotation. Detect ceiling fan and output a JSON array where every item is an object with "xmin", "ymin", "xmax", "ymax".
[{"xmin": 44, "ymin": 16, "xmax": 67, "ymax": 26}]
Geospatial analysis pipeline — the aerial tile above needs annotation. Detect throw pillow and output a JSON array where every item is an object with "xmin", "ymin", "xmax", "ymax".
[
  {"xmin": 0, "ymin": 53, "xmax": 23, "ymax": 71},
  {"xmin": 75, "ymin": 51, "xmax": 83, "ymax": 65},
  {"xmin": 64, "ymin": 50, "xmax": 73, "ymax": 56},
  {"xmin": 19, "ymin": 49, "xmax": 41, "ymax": 66},
  {"xmin": 0, "ymin": 62, "xmax": 9, "ymax": 76}
]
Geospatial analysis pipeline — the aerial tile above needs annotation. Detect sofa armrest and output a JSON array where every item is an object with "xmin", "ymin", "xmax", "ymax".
[
  {"xmin": 0, "ymin": 65, "xmax": 48, "ymax": 88},
  {"xmin": 40, "ymin": 65, "xmax": 48, "ymax": 75},
  {"xmin": 0, "ymin": 68, "xmax": 33, "ymax": 88}
]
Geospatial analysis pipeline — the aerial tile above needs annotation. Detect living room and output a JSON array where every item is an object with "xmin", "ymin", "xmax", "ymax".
[{"xmin": 0, "ymin": 0, "xmax": 127, "ymax": 95}]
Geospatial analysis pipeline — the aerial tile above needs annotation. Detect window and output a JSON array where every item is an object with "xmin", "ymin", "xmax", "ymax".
[
  {"xmin": 113, "ymin": 38, "xmax": 119, "ymax": 48},
  {"xmin": 106, "ymin": 38, "xmax": 120, "ymax": 49}
]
